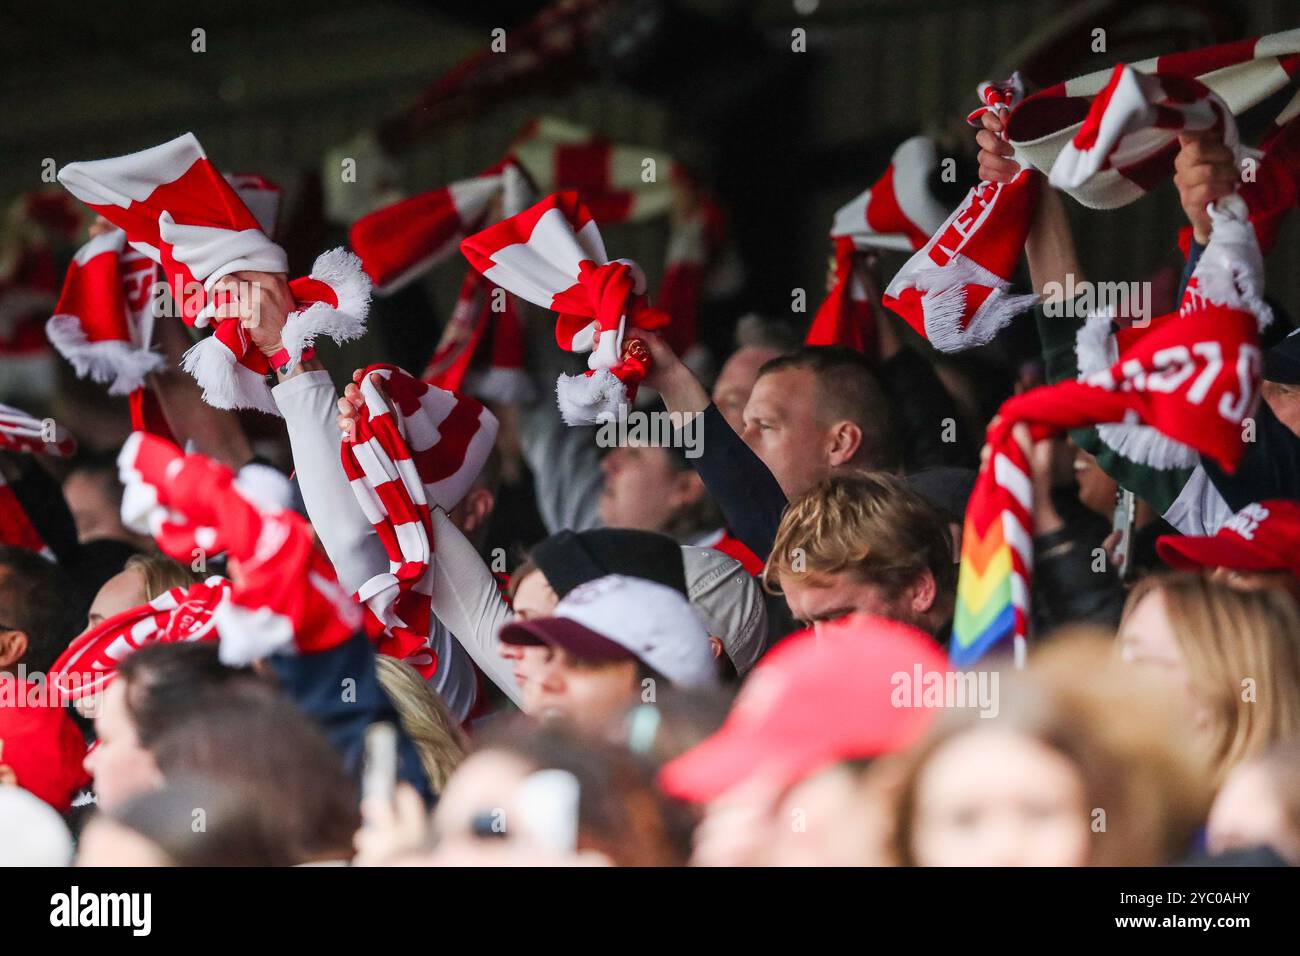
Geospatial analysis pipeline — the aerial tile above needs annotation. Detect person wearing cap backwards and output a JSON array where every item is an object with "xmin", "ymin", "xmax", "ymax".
[
  {"xmin": 658, "ymin": 614, "xmax": 950, "ymax": 866},
  {"xmin": 1157, "ymin": 500, "xmax": 1300, "ymax": 600},
  {"xmin": 497, "ymin": 574, "xmax": 718, "ymax": 734}
]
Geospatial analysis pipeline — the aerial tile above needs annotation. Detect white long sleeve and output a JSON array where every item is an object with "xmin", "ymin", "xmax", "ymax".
[
  {"xmin": 428, "ymin": 508, "xmax": 521, "ymax": 706},
  {"xmin": 272, "ymin": 370, "xmax": 388, "ymax": 592},
  {"xmin": 272, "ymin": 370, "xmax": 509, "ymax": 714}
]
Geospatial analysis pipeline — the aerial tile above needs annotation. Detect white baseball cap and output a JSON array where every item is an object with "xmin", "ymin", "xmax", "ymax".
[{"xmin": 499, "ymin": 574, "xmax": 718, "ymax": 689}]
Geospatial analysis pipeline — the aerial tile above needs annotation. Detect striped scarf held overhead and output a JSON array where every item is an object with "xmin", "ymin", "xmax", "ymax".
[
  {"xmin": 1041, "ymin": 59, "xmax": 1300, "ymax": 256},
  {"xmin": 461, "ymin": 191, "xmax": 671, "ymax": 425},
  {"xmin": 341, "ymin": 365, "xmax": 499, "ymax": 676},
  {"xmin": 1008, "ymin": 28, "xmax": 1300, "ymax": 210},
  {"xmin": 809, "ymin": 137, "xmax": 950, "ymax": 355},
  {"xmin": 953, "ymin": 196, "xmax": 1268, "ymax": 667},
  {"xmin": 57, "ymin": 133, "xmax": 371, "ymax": 415},
  {"xmin": 883, "ymin": 76, "xmax": 1045, "ymax": 353}
]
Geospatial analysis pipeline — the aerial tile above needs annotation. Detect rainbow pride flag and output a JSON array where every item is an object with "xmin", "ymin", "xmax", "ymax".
[{"xmin": 951, "ymin": 441, "xmax": 1033, "ymax": 667}]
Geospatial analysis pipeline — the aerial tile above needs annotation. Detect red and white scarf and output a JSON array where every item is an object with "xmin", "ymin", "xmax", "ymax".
[
  {"xmin": 350, "ymin": 160, "xmax": 533, "ymax": 295},
  {"xmin": 49, "ymin": 576, "xmax": 231, "ymax": 702},
  {"xmin": 884, "ymin": 78, "xmax": 1043, "ymax": 352},
  {"xmin": 47, "ymin": 229, "xmax": 163, "ymax": 396},
  {"xmin": 58, "ymin": 133, "xmax": 371, "ymax": 414},
  {"xmin": 0, "ymin": 403, "xmax": 75, "ymax": 558},
  {"xmin": 460, "ymin": 191, "xmax": 671, "ymax": 425},
  {"xmin": 955, "ymin": 194, "xmax": 1267, "ymax": 664},
  {"xmin": 1040, "ymin": 58, "xmax": 1300, "ymax": 259},
  {"xmin": 340, "ymin": 365, "xmax": 499, "ymax": 675},
  {"xmin": 420, "ymin": 269, "xmax": 534, "ymax": 404},
  {"xmin": 0, "ymin": 402, "xmax": 76, "ymax": 458},
  {"xmin": 117, "ymin": 433, "xmax": 362, "ymax": 664},
  {"xmin": 349, "ymin": 159, "xmax": 536, "ymax": 405},
  {"xmin": 512, "ymin": 116, "xmax": 679, "ymax": 223},
  {"xmin": 1007, "ymin": 29, "xmax": 1300, "ymax": 208},
  {"xmin": 810, "ymin": 136, "xmax": 949, "ymax": 353}
]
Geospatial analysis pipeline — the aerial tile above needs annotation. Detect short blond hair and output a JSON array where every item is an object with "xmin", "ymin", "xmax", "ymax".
[
  {"xmin": 1121, "ymin": 573, "xmax": 1300, "ymax": 783},
  {"xmin": 764, "ymin": 472, "xmax": 954, "ymax": 598}
]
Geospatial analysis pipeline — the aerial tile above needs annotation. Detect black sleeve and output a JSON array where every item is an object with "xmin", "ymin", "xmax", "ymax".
[
  {"xmin": 683, "ymin": 404, "xmax": 788, "ymax": 559},
  {"xmin": 270, "ymin": 633, "xmax": 434, "ymax": 805},
  {"xmin": 1030, "ymin": 525, "xmax": 1126, "ymax": 636},
  {"xmin": 877, "ymin": 347, "xmax": 975, "ymax": 470},
  {"xmin": 1201, "ymin": 400, "xmax": 1300, "ymax": 511}
]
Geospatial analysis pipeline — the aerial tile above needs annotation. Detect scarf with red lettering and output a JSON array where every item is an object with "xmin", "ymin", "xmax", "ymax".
[
  {"xmin": 810, "ymin": 136, "xmax": 950, "ymax": 354},
  {"xmin": 953, "ymin": 195, "xmax": 1268, "ymax": 666},
  {"xmin": 884, "ymin": 77, "xmax": 1043, "ymax": 352},
  {"xmin": 340, "ymin": 365, "xmax": 499, "ymax": 675},
  {"xmin": 117, "ymin": 433, "xmax": 361, "ymax": 664},
  {"xmin": 49, "ymin": 576, "xmax": 231, "ymax": 702},
  {"xmin": 58, "ymin": 133, "xmax": 371, "ymax": 414},
  {"xmin": 460, "ymin": 191, "xmax": 670, "ymax": 424}
]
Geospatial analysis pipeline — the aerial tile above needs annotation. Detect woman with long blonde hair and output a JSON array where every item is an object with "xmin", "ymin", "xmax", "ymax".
[{"xmin": 1118, "ymin": 573, "xmax": 1300, "ymax": 783}]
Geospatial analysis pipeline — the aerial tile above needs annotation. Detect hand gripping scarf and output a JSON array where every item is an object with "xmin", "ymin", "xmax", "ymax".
[
  {"xmin": 57, "ymin": 133, "xmax": 371, "ymax": 415},
  {"xmin": 1042, "ymin": 59, "xmax": 1300, "ymax": 257},
  {"xmin": 1006, "ymin": 28, "xmax": 1300, "ymax": 210},
  {"xmin": 340, "ymin": 365, "xmax": 499, "ymax": 676},
  {"xmin": 117, "ymin": 433, "xmax": 361, "ymax": 665},
  {"xmin": 809, "ymin": 136, "xmax": 950, "ymax": 354},
  {"xmin": 883, "ymin": 76, "xmax": 1044, "ymax": 352},
  {"xmin": 952, "ymin": 194, "xmax": 1268, "ymax": 667},
  {"xmin": 460, "ymin": 191, "xmax": 670, "ymax": 425}
]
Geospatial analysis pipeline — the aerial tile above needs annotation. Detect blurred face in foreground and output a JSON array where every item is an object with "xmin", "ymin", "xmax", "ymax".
[
  {"xmin": 76, "ymin": 817, "xmax": 169, "ymax": 867},
  {"xmin": 1116, "ymin": 589, "xmax": 1208, "ymax": 734},
  {"xmin": 1206, "ymin": 761, "xmax": 1300, "ymax": 864},
  {"xmin": 432, "ymin": 750, "xmax": 533, "ymax": 848},
  {"xmin": 84, "ymin": 679, "xmax": 162, "ymax": 811},
  {"xmin": 909, "ymin": 729, "xmax": 1090, "ymax": 866},
  {"xmin": 692, "ymin": 762, "xmax": 896, "ymax": 867}
]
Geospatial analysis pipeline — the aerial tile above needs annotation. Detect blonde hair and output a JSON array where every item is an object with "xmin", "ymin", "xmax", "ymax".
[
  {"xmin": 1121, "ymin": 573, "xmax": 1300, "ymax": 783},
  {"xmin": 125, "ymin": 553, "xmax": 202, "ymax": 600},
  {"xmin": 892, "ymin": 632, "xmax": 1209, "ymax": 866},
  {"xmin": 374, "ymin": 656, "xmax": 469, "ymax": 793},
  {"xmin": 764, "ymin": 472, "xmax": 954, "ymax": 598}
]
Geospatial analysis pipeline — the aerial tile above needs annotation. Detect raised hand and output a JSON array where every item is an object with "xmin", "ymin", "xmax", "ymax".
[{"xmin": 1173, "ymin": 130, "xmax": 1239, "ymax": 244}]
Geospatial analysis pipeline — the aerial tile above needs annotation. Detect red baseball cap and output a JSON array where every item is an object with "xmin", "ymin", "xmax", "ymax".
[
  {"xmin": 658, "ymin": 615, "xmax": 950, "ymax": 803},
  {"xmin": 0, "ymin": 678, "xmax": 90, "ymax": 812},
  {"xmin": 1157, "ymin": 500, "xmax": 1300, "ymax": 578}
]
